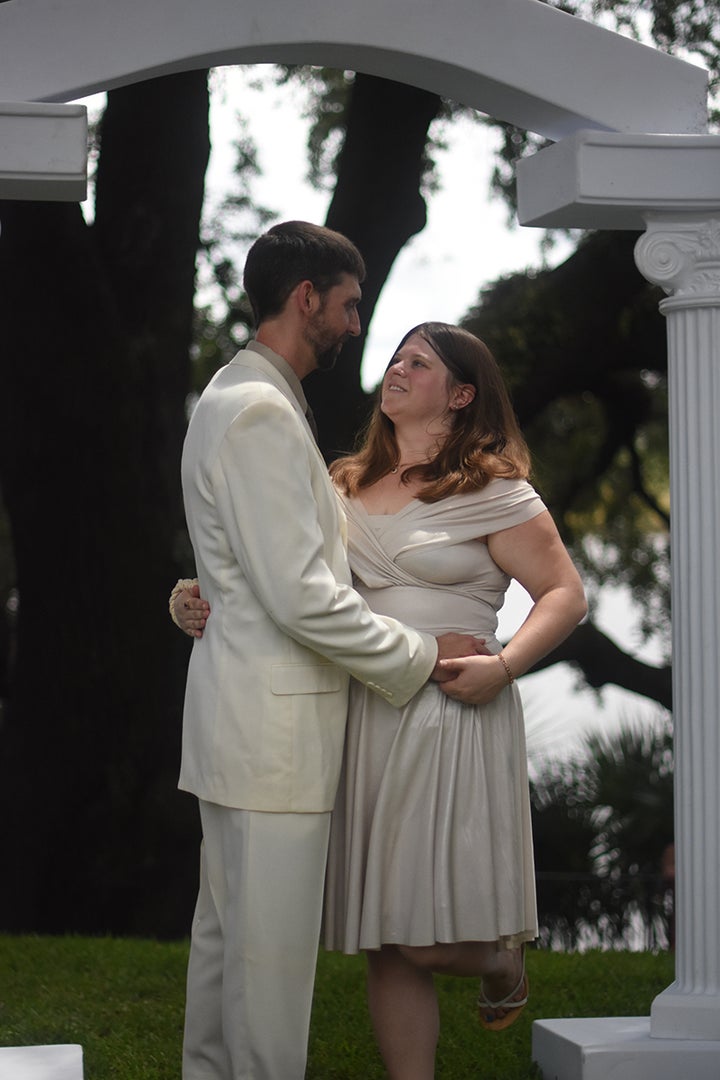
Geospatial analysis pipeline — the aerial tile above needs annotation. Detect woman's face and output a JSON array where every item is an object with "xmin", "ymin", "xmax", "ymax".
[{"xmin": 380, "ymin": 333, "xmax": 456, "ymax": 428}]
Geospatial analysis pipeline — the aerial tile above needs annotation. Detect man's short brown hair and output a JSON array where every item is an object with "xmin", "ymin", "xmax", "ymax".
[{"xmin": 243, "ymin": 221, "xmax": 366, "ymax": 327}]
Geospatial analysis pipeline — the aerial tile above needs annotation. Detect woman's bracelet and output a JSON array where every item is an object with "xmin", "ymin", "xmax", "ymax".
[
  {"xmin": 497, "ymin": 651, "xmax": 515, "ymax": 685},
  {"xmin": 169, "ymin": 578, "xmax": 199, "ymax": 628}
]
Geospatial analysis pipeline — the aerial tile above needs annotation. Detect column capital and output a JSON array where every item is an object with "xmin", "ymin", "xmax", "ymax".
[{"xmin": 634, "ymin": 213, "xmax": 720, "ymax": 309}]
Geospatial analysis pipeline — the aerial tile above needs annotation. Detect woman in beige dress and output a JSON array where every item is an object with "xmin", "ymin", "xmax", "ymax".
[{"xmin": 172, "ymin": 322, "xmax": 586, "ymax": 1079}]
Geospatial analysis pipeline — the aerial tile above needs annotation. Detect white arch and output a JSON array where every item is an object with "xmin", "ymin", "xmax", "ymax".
[{"xmin": 0, "ymin": 0, "xmax": 708, "ymax": 139}]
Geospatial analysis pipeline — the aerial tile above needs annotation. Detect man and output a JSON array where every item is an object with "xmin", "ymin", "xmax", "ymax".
[{"xmin": 179, "ymin": 221, "xmax": 478, "ymax": 1080}]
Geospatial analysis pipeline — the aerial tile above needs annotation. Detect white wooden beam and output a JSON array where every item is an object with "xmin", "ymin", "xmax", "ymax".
[
  {"xmin": 0, "ymin": 0, "xmax": 709, "ymax": 140},
  {"xmin": 0, "ymin": 102, "xmax": 87, "ymax": 201}
]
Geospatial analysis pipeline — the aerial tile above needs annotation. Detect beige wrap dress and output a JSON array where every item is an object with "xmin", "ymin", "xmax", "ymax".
[{"xmin": 323, "ymin": 477, "xmax": 546, "ymax": 954}]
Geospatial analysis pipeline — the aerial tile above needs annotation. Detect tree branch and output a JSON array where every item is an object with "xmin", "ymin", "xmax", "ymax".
[{"xmin": 526, "ymin": 620, "xmax": 672, "ymax": 710}]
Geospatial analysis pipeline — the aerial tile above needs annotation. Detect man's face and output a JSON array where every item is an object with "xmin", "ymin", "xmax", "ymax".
[{"xmin": 304, "ymin": 274, "xmax": 362, "ymax": 371}]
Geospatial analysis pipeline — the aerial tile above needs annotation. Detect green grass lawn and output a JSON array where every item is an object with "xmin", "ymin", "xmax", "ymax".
[{"xmin": 0, "ymin": 936, "xmax": 674, "ymax": 1079}]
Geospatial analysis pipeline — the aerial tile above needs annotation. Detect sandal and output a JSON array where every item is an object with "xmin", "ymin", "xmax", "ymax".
[{"xmin": 477, "ymin": 952, "xmax": 529, "ymax": 1032}]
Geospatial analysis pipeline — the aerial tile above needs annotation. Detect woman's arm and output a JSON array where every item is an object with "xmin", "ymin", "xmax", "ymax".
[
  {"xmin": 169, "ymin": 579, "xmax": 210, "ymax": 638},
  {"xmin": 438, "ymin": 510, "xmax": 587, "ymax": 704}
]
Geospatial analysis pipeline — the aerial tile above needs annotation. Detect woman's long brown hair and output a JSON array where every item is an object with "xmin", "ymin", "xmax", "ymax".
[{"xmin": 330, "ymin": 322, "xmax": 531, "ymax": 503}]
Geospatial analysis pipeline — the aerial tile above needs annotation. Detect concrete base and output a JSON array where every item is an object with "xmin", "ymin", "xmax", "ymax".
[
  {"xmin": 0, "ymin": 1045, "xmax": 83, "ymax": 1079},
  {"xmin": 532, "ymin": 1017, "xmax": 720, "ymax": 1080}
]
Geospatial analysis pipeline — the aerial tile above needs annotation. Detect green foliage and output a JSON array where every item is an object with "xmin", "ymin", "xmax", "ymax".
[
  {"xmin": 0, "ymin": 936, "xmax": 674, "ymax": 1080},
  {"xmin": 464, "ymin": 232, "xmax": 671, "ymax": 651},
  {"xmin": 531, "ymin": 757, "xmax": 601, "ymax": 948},
  {"xmin": 531, "ymin": 716, "xmax": 674, "ymax": 950},
  {"xmin": 274, "ymin": 65, "xmax": 356, "ymax": 189},
  {"xmin": 576, "ymin": 535, "xmax": 670, "ymax": 652},
  {"xmin": 583, "ymin": 722, "xmax": 674, "ymax": 875}
]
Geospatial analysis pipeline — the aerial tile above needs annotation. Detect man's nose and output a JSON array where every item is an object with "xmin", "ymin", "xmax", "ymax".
[{"xmin": 349, "ymin": 309, "xmax": 361, "ymax": 337}]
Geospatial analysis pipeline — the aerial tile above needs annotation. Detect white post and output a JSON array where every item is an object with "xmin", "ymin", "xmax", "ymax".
[
  {"xmin": 531, "ymin": 211, "xmax": 720, "ymax": 1079},
  {"xmin": 634, "ymin": 213, "xmax": 720, "ymax": 1041}
]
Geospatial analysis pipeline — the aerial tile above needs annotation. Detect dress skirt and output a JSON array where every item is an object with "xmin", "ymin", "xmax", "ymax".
[
  {"xmin": 323, "ymin": 677, "xmax": 538, "ymax": 954},
  {"xmin": 322, "ymin": 482, "xmax": 545, "ymax": 955}
]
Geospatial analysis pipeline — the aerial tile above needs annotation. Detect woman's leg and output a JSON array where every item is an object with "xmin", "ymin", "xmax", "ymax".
[
  {"xmin": 365, "ymin": 946, "xmax": 439, "ymax": 1080},
  {"xmin": 397, "ymin": 941, "xmax": 526, "ymax": 1022}
]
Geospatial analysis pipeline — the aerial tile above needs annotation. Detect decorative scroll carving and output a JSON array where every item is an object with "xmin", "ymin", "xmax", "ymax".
[{"xmin": 635, "ymin": 215, "xmax": 720, "ymax": 301}]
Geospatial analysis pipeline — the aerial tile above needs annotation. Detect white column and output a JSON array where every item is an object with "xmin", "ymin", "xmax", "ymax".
[
  {"xmin": 532, "ymin": 213, "xmax": 720, "ymax": 1080},
  {"xmin": 634, "ymin": 213, "xmax": 720, "ymax": 1041}
]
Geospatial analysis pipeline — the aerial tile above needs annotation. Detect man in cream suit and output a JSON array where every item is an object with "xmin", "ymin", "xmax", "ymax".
[{"xmin": 179, "ymin": 221, "xmax": 478, "ymax": 1080}]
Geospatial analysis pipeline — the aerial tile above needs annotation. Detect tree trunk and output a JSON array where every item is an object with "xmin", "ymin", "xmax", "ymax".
[
  {"xmin": 305, "ymin": 73, "xmax": 443, "ymax": 458},
  {"xmin": 0, "ymin": 70, "xmax": 210, "ymax": 936}
]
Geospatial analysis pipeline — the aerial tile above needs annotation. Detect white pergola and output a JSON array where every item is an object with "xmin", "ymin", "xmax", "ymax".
[{"xmin": 1, "ymin": 1, "xmax": 719, "ymax": 1076}]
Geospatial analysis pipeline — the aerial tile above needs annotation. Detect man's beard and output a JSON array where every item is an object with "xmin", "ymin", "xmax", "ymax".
[
  {"xmin": 315, "ymin": 341, "xmax": 344, "ymax": 371},
  {"xmin": 305, "ymin": 320, "xmax": 348, "ymax": 372}
]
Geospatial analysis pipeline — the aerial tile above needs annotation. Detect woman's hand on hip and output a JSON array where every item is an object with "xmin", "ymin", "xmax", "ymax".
[{"xmin": 437, "ymin": 653, "xmax": 510, "ymax": 704}]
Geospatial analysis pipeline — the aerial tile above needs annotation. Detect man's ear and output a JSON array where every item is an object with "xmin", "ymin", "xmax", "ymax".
[{"xmin": 293, "ymin": 279, "xmax": 318, "ymax": 315}]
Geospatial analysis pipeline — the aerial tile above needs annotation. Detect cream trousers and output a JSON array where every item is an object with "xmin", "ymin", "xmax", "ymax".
[{"xmin": 182, "ymin": 801, "xmax": 331, "ymax": 1080}]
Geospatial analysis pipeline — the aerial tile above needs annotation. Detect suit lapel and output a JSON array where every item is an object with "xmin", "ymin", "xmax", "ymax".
[{"xmin": 230, "ymin": 348, "xmax": 332, "ymax": 473}]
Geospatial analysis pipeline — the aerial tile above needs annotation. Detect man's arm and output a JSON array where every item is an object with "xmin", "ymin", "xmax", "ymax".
[
  {"xmin": 172, "ymin": 581, "xmax": 485, "ymax": 677},
  {"xmin": 211, "ymin": 395, "xmax": 441, "ymax": 706}
]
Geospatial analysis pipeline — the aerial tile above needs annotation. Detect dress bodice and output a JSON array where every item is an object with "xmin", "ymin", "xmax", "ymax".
[{"xmin": 339, "ymin": 477, "xmax": 546, "ymax": 643}]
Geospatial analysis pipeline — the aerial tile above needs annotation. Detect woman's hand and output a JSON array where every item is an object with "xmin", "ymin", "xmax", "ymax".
[
  {"xmin": 171, "ymin": 581, "xmax": 210, "ymax": 638},
  {"xmin": 430, "ymin": 633, "xmax": 489, "ymax": 682},
  {"xmin": 437, "ymin": 653, "xmax": 510, "ymax": 705}
]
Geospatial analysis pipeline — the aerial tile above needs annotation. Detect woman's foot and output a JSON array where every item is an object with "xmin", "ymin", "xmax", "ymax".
[{"xmin": 478, "ymin": 948, "xmax": 528, "ymax": 1031}]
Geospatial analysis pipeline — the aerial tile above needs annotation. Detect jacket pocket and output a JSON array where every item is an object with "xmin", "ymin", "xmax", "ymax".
[{"xmin": 270, "ymin": 663, "xmax": 343, "ymax": 695}]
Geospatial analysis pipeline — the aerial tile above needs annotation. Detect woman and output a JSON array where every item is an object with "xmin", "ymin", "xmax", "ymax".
[{"xmin": 172, "ymin": 323, "xmax": 586, "ymax": 1078}]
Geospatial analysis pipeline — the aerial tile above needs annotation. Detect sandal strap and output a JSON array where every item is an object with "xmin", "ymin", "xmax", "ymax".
[{"xmin": 479, "ymin": 971, "xmax": 528, "ymax": 1010}]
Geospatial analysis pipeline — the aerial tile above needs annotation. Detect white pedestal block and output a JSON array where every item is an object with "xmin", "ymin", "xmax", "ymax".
[
  {"xmin": 517, "ymin": 132, "xmax": 720, "ymax": 230},
  {"xmin": 0, "ymin": 1045, "xmax": 83, "ymax": 1079},
  {"xmin": 532, "ymin": 1017, "xmax": 720, "ymax": 1080}
]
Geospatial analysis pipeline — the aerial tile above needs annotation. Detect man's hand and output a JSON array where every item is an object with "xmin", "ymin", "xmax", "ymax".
[{"xmin": 430, "ymin": 633, "xmax": 490, "ymax": 682}]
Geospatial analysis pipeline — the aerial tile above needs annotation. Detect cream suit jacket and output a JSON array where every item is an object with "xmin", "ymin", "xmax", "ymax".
[{"xmin": 179, "ymin": 346, "xmax": 437, "ymax": 812}]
